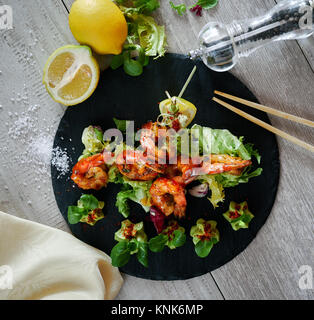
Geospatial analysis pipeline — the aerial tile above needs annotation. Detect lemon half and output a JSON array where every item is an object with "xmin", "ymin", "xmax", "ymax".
[
  {"xmin": 43, "ymin": 45, "xmax": 100, "ymax": 106},
  {"xmin": 159, "ymin": 97, "xmax": 197, "ymax": 127}
]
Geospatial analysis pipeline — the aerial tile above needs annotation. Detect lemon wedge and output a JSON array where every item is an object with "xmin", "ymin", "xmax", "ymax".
[
  {"xmin": 159, "ymin": 97, "xmax": 197, "ymax": 127},
  {"xmin": 43, "ymin": 45, "xmax": 100, "ymax": 106}
]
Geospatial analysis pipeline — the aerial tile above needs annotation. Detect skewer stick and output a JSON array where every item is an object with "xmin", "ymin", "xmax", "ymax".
[
  {"xmin": 165, "ymin": 91, "xmax": 171, "ymax": 99},
  {"xmin": 213, "ymin": 97, "xmax": 314, "ymax": 153},
  {"xmin": 178, "ymin": 66, "xmax": 197, "ymax": 98},
  {"xmin": 214, "ymin": 90, "xmax": 314, "ymax": 128}
]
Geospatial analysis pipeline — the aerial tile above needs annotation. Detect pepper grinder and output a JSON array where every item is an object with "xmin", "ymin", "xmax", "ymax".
[{"xmin": 189, "ymin": 0, "xmax": 314, "ymax": 72}]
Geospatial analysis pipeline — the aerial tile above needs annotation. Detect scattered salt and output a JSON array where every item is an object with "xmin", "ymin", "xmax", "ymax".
[{"xmin": 51, "ymin": 146, "xmax": 71, "ymax": 177}]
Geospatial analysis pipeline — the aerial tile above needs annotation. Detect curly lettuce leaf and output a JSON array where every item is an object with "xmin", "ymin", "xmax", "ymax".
[
  {"xmin": 170, "ymin": 1, "xmax": 187, "ymax": 16},
  {"xmin": 198, "ymin": 175, "xmax": 225, "ymax": 208},
  {"xmin": 215, "ymin": 167, "xmax": 263, "ymax": 188},
  {"xmin": 131, "ymin": 14, "xmax": 166, "ymax": 58},
  {"xmin": 79, "ymin": 126, "xmax": 105, "ymax": 160},
  {"xmin": 191, "ymin": 124, "xmax": 252, "ymax": 160},
  {"xmin": 108, "ymin": 166, "xmax": 124, "ymax": 185},
  {"xmin": 117, "ymin": 0, "xmax": 160, "ymax": 14},
  {"xmin": 191, "ymin": 124, "xmax": 262, "ymax": 208},
  {"xmin": 115, "ymin": 178, "xmax": 152, "ymax": 217}
]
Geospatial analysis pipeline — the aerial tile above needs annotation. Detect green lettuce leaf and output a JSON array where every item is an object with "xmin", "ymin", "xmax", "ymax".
[
  {"xmin": 198, "ymin": 175, "xmax": 225, "ymax": 208},
  {"xmin": 191, "ymin": 124, "xmax": 252, "ymax": 159},
  {"xmin": 191, "ymin": 124, "xmax": 262, "ymax": 208},
  {"xmin": 115, "ymin": 178, "xmax": 152, "ymax": 217},
  {"xmin": 215, "ymin": 167, "xmax": 263, "ymax": 188},
  {"xmin": 169, "ymin": 1, "xmax": 187, "ymax": 16},
  {"xmin": 79, "ymin": 126, "xmax": 105, "ymax": 160},
  {"xmin": 195, "ymin": 0, "xmax": 218, "ymax": 10},
  {"xmin": 108, "ymin": 166, "xmax": 125, "ymax": 185},
  {"xmin": 118, "ymin": 0, "xmax": 160, "ymax": 14},
  {"xmin": 132, "ymin": 14, "xmax": 166, "ymax": 58}
]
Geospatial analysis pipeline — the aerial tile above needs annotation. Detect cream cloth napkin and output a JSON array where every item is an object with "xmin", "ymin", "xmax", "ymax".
[{"xmin": 0, "ymin": 211, "xmax": 123, "ymax": 300}]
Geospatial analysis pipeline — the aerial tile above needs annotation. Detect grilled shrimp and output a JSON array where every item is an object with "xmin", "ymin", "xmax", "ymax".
[
  {"xmin": 165, "ymin": 155, "xmax": 252, "ymax": 185},
  {"xmin": 203, "ymin": 154, "xmax": 252, "ymax": 175},
  {"xmin": 150, "ymin": 178, "xmax": 187, "ymax": 218},
  {"xmin": 71, "ymin": 154, "xmax": 108, "ymax": 190},
  {"xmin": 140, "ymin": 121, "xmax": 177, "ymax": 163},
  {"xmin": 116, "ymin": 150, "xmax": 160, "ymax": 181}
]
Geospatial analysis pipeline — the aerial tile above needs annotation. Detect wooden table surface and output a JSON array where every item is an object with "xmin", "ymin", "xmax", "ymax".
[{"xmin": 0, "ymin": 0, "xmax": 313, "ymax": 300}]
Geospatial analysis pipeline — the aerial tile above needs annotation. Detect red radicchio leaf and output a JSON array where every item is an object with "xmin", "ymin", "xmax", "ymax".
[
  {"xmin": 150, "ymin": 206, "xmax": 165, "ymax": 234},
  {"xmin": 190, "ymin": 5, "xmax": 203, "ymax": 17}
]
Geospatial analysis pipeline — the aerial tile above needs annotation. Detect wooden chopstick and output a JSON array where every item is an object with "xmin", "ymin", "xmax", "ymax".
[
  {"xmin": 213, "ymin": 97, "xmax": 314, "ymax": 153},
  {"xmin": 214, "ymin": 90, "xmax": 314, "ymax": 128}
]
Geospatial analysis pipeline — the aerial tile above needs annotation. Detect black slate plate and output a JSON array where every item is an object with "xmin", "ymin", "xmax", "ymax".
[{"xmin": 51, "ymin": 53, "xmax": 280, "ymax": 280}]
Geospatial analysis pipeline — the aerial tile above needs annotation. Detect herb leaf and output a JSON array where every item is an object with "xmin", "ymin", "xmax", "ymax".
[
  {"xmin": 79, "ymin": 194, "xmax": 99, "ymax": 211},
  {"xmin": 169, "ymin": 229, "xmax": 186, "ymax": 248},
  {"xmin": 134, "ymin": 0, "xmax": 160, "ymax": 14},
  {"xmin": 123, "ymin": 55, "xmax": 143, "ymax": 76},
  {"xmin": 94, "ymin": 128, "xmax": 103, "ymax": 142},
  {"xmin": 195, "ymin": 0, "xmax": 218, "ymax": 10},
  {"xmin": 195, "ymin": 239, "xmax": 214, "ymax": 258},
  {"xmin": 110, "ymin": 54, "xmax": 124, "ymax": 70},
  {"xmin": 148, "ymin": 234, "xmax": 168, "ymax": 252},
  {"xmin": 67, "ymin": 206, "xmax": 88, "ymax": 224},
  {"xmin": 113, "ymin": 117, "xmax": 128, "ymax": 133},
  {"xmin": 115, "ymin": 189, "xmax": 133, "ymax": 218},
  {"xmin": 169, "ymin": 1, "xmax": 187, "ymax": 16},
  {"xmin": 136, "ymin": 241, "xmax": 149, "ymax": 267},
  {"xmin": 110, "ymin": 241, "xmax": 131, "ymax": 267}
]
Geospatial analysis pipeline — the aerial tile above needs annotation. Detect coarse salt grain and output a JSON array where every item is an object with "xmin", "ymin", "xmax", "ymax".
[
  {"xmin": 51, "ymin": 146, "xmax": 71, "ymax": 177},
  {"xmin": 6, "ymin": 99, "xmax": 72, "ymax": 182}
]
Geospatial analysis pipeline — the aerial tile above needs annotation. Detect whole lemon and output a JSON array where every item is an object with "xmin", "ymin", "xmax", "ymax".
[{"xmin": 69, "ymin": 0, "xmax": 128, "ymax": 55}]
